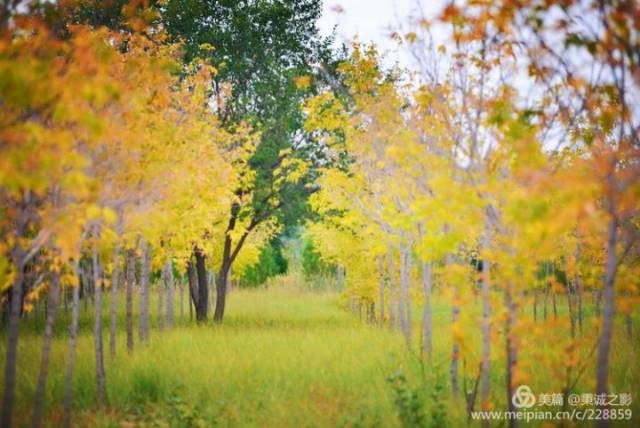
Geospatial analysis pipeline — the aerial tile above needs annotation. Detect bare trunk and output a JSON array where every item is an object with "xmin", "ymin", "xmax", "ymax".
[
  {"xmin": 378, "ymin": 256, "xmax": 385, "ymax": 326},
  {"xmin": 157, "ymin": 269, "xmax": 165, "ymax": 331},
  {"xmin": 93, "ymin": 235, "xmax": 107, "ymax": 407},
  {"xmin": 165, "ymin": 261, "xmax": 174, "ymax": 328},
  {"xmin": 126, "ymin": 249, "xmax": 135, "ymax": 353},
  {"xmin": 194, "ymin": 248, "xmax": 208, "ymax": 322},
  {"xmin": 567, "ymin": 282, "xmax": 576, "ymax": 338},
  {"xmin": 139, "ymin": 241, "xmax": 150, "ymax": 343},
  {"xmin": 399, "ymin": 244, "xmax": 412, "ymax": 345},
  {"xmin": 505, "ymin": 284, "xmax": 518, "ymax": 428},
  {"xmin": 449, "ymin": 254, "xmax": 460, "ymax": 399},
  {"xmin": 32, "ymin": 272, "xmax": 61, "ymax": 428},
  {"xmin": 179, "ymin": 282, "xmax": 184, "ymax": 323},
  {"xmin": 480, "ymin": 219, "xmax": 491, "ymax": 417},
  {"xmin": 62, "ymin": 271, "xmax": 80, "ymax": 428},
  {"xmin": 187, "ymin": 261, "xmax": 197, "ymax": 321},
  {"xmin": 109, "ymin": 243, "xmax": 120, "ymax": 358},
  {"xmin": 387, "ymin": 244, "xmax": 396, "ymax": 331},
  {"xmin": 215, "ymin": 264, "xmax": 228, "ymax": 322},
  {"xmin": 422, "ymin": 261, "xmax": 432, "ymax": 357},
  {"xmin": 596, "ymin": 216, "xmax": 618, "ymax": 428},
  {"xmin": 1, "ymin": 259, "xmax": 24, "ymax": 428}
]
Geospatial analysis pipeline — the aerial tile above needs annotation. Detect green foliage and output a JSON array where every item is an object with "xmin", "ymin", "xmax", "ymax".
[
  {"xmin": 386, "ymin": 371, "xmax": 426, "ymax": 428},
  {"xmin": 301, "ymin": 238, "xmax": 334, "ymax": 279},
  {"xmin": 242, "ymin": 239, "xmax": 288, "ymax": 287}
]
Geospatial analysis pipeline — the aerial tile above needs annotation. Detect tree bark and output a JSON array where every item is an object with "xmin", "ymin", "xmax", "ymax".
[
  {"xmin": 62, "ymin": 269, "xmax": 80, "ymax": 428},
  {"xmin": 596, "ymin": 216, "xmax": 619, "ymax": 426},
  {"xmin": 139, "ymin": 241, "xmax": 150, "ymax": 343},
  {"xmin": 422, "ymin": 261, "xmax": 432, "ymax": 358},
  {"xmin": 165, "ymin": 261, "xmax": 174, "ymax": 328},
  {"xmin": 32, "ymin": 271, "xmax": 61, "ymax": 428},
  {"xmin": 126, "ymin": 249, "xmax": 135, "ymax": 353},
  {"xmin": 399, "ymin": 244, "xmax": 412, "ymax": 345},
  {"xmin": 378, "ymin": 256, "xmax": 385, "ymax": 326},
  {"xmin": 480, "ymin": 219, "xmax": 491, "ymax": 417},
  {"xmin": 194, "ymin": 248, "xmax": 208, "ymax": 322},
  {"xmin": 179, "ymin": 281, "xmax": 184, "ymax": 323},
  {"xmin": 109, "ymin": 243, "xmax": 120, "ymax": 358},
  {"xmin": 505, "ymin": 284, "xmax": 518, "ymax": 428},
  {"xmin": 387, "ymin": 244, "xmax": 396, "ymax": 331},
  {"xmin": 157, "ymin": 268, "xmax": 165, "ymax": 331},
  {"xmin": 92, "ymin": 234, "xmax": 107, "ymax": 407},
  {"xmin": 1, "ymin": 254, "xmax": 24, "ymax": 428},
  {"xmin": 450, "ymin": 256, "xmax": 460, "ymax": 399}
]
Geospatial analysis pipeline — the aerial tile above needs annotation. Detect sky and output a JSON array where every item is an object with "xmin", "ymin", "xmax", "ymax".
[{"xmin": 317, "ymin": 0, "xmax": 447, "ymax": 69}]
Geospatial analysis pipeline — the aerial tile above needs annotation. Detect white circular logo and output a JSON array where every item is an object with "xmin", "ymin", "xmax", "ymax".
[{"xmin": 512, "ymin": 385, "xmax": 536, "ymax": 409}]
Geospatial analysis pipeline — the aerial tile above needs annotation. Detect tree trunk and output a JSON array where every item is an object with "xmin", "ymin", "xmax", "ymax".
[
  {"xmin": 378, "ymin": 256, "xmax": 385, "ymax": 326},
  {"xmin": 387, "ymin": 244, "xmax": 396, "ymax": 331},
  {"xmin": 505, "ymin": 284, "xmax": 518, "ymax": 428},
  {"xmin": 194, "ymin": 248, "xmax": 208, "ymax": 322},
  {"xmin": 215, "ymin": 263, "xmax": 229, "ymax": 323},
  {"xmin": 399, "ymin": 244, "xmax": 412, "ymax": 345},
  {"xmin": 180, "ymin": 281, "xmax": 184, "ymax": 324},
  {"xmin": 1, "ymin": 256, "xmax": 24, "ymax": 428},
  {"xmin": 187, "ymin": 261, "xmax": 197, "ymax": 322},
  {"xmin": 63, "ymin": 270, "xmax": 80, "ymax": 428},
  {"xmin": 157, "ymin": 268, "xmax": 165, "ymax": 331},
  {"xmin": 422, "ymin": 261, "xmax": 432, "ymax": 357},
  {"xmin": 448, "ymin": 254, "xmax": 460, "ymax": 399},
  {"xmin": 165, "ymin": 261, "xmax": 174, "ymax": 328},
  {"xmin": 92, "ymin": 235, "xmax": 107, "ymax": 407},
  {"xmin": 32, "ymin": 271, "xmax": 61, "ymax": 428},
  {"xmin": 126, "ymin": 249, "xmax": 135, "ymax": 353},
  {"xmin": 596, "ymin": 216, "xmax": 619, "ymax": 427},
  {"xmin": 139, "ymin": 241, "xmax": 150, "ymax": 343},
  {"xmin": 567, "ymin": 282, "xmax": 576, "ymax": 338},
  {"xmin": 480, "ymin": 219, "xmax": 491, "ymax": 417},
  {"xmin": 109, "ymin": 243, "xmax": 120, "ymax": 358}
]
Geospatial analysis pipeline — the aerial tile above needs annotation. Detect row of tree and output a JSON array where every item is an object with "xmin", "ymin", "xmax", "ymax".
[
  {"xmin": 1, "ymin": 0, "xmax": 337, "ymax": 426},
  {"xmin": 303, "ymin": 1, "xmax": 639, "ymax": 427}
]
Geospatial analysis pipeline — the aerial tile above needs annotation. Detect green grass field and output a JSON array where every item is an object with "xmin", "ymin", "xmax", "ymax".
[{"xmin": 2, "ymin": 275, "xmax": 639, "ymax": 427}]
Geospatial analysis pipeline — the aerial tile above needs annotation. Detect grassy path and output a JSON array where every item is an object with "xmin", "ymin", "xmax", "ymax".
[{"xmin": 3, "ymin": 287, "xmax": 411, "ymax": 427}]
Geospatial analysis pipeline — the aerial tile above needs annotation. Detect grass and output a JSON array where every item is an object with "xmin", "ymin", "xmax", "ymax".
[{"xmin": 1, "ymin": 277, "xmax": 639, "ymax": 427}]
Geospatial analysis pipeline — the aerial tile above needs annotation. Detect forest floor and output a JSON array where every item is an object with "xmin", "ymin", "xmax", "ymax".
[{"xmin": 2, "ymin": 275, "xmax": 639, "ymax": 427}]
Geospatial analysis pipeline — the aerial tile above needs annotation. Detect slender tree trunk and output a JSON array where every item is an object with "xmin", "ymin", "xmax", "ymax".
[
  {"xmin": 209, "ymin": 272, "xmax": 216, "ymax": 310},
  {"xmin": 387, "ymin": 244, "xmax": 396, "ymax": 330},
  {"xmin": 139, "ymin": 241, "xmax": 150, "ymax": 343},
  {"xmin": 401, "ymin": 245, "xmax": 412, "ymax": 344},
  {"xmin": 194, "ymin": 248, "xmax": 208, "ymax": 322},
  {"xmin": 126, "ymin": 249, "xmax": 135, "ymax": 353},
  {"xmin": 63, "ymin": 271, "xmax": 80, "ymax": 428},
  {"xmin": 1, "ymin": 257, "xmax": 24, "ymax": 428},
  {"xmin": 378, "ymin": 256, "xmax": 385, "ymax": 326},
  {"xmin": 422, "ymin": 261, "xmax": 432, "ymax": 357},
  {"xmin": 165, "ymin": 261, "xmax": 174, "ymax": 328},
  {"xmin": 92, "ymin": 234, "xmax": 106, "ymax": 407},
  {"xmin": 480, "ymin": 218, "xmax": 491, "ymax": 417},
  {"xmin": 179, "ymin": 282, "xmax": 184, "ymax": 323},
  {"xmin": 505, "ymin": 284, "xmax": 518, "ymax": 428},
  {"xmin": 567, "ymin": 282, "xmax": 576, "ymax": 338},
  {"xmin": 187, "ymin": 261, "xmax": 197, "ymax": 321},
  {"xmin": 449, "ymin": 254, "xmax": 460, "ymax": 399},
  {"xmin": 32, "ymin": 272, "xmax": 61, "ymax": 428},
  {"xmin": 157, "ymin": 269, "xmax": 165, "ymax": 331},
  {"xmin": 398, "ymin": 247, "xmax": 408, "ymax": 339},
  {"xmin": 109, "ymin": 243, "xmax": 120, "ymax": 358},
  {"xmin": 543, "ymin": 285, "xmax": 549, "ymax": 321},
  {"xmin": 215, "ymin": 263, "xmax": 228, "ymax": 322},
  {"xmin": 596, "ymin": 216, "xmax": 619, "ymax": 428}
]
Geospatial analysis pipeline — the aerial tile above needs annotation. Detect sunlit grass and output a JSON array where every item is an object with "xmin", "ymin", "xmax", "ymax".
[{"xmin": 1, "ymin": 281, "xmax": 638, "ymax": 427}]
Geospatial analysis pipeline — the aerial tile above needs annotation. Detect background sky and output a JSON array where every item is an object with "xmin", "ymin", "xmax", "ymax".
[{"xmin": 317, "ymin": 0, "xmax": 447, "ymax": 69}]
